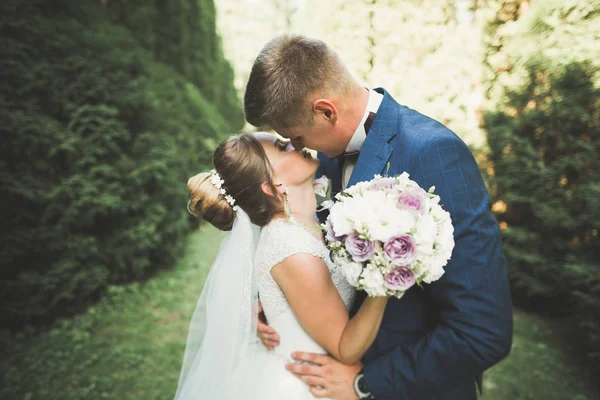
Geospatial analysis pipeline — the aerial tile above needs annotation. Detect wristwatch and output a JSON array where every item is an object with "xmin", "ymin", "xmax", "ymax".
[{"xmin": 353, "ymin": 370, "xmax": 375, "ymax": 399}]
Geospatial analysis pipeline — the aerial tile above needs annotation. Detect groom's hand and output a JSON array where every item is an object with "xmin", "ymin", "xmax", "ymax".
[
  {"xmin": 257, "ymin": 299, "xmax": 280, "ymax": 350},
  {"xmin": 287, "ymin": 352, "xmax": 361, "ymax": 399}
]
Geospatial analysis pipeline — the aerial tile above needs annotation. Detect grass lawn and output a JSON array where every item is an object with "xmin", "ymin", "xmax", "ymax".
[{"xmin": 0, "ymin": 225, "xmax": 598, "ymax": 400}]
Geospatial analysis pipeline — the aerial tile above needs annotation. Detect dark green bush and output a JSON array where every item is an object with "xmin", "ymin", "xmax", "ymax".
[
  {"xmin": 0, "ymin": 0, "xmax": 242, "ymax": 327},
  {"xmin": 484, "ymin": 62, "xmax": 600, "ymax": 363},
  {"xmin": 482, "ymin": 0, "xmax": 600, "ymax": 369}
]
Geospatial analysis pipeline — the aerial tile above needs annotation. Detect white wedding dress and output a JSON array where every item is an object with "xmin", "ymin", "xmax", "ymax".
[{"xmin": 228, "ymin": 218, "xmax": 356, "ymax": 399}]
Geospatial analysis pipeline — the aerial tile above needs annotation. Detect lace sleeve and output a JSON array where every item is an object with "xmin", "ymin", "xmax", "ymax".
[
  {"xmin": 256, "ymin": 219, "xmax": 356, "ymax": 321},
  {"xmin": 258, "ymin": 220, "xmax": 327, "ymax": 274}
]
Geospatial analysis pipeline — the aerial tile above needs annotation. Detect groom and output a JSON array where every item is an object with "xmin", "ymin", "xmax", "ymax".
[{"xmin": 245, "ymin": 35, "xmax": 513, "ymax": 400}]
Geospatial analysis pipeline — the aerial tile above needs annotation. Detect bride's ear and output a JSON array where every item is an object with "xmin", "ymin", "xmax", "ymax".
[{"xmin": 261, "ymin": 182, "xmax": 286, "ymax": 197}]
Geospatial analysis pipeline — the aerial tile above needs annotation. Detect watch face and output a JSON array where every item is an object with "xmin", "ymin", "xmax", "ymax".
[{"xmin": 358, "ymin": 375, "xmax": 369, "ymax": 393}]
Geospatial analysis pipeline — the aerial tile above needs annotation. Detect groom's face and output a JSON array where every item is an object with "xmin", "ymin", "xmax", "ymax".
[{"xmin": 276, "ymin": 122, "xmax": 347, "ymax": 158}]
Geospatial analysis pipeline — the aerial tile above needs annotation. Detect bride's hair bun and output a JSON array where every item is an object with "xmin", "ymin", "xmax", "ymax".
[
  {"xmin": 186, "ymin": 133, "xmax": 283, "ymax": 231},
  {"xmin": 187, "ymin": 172, "xmax": 235, "ymax": 231}
]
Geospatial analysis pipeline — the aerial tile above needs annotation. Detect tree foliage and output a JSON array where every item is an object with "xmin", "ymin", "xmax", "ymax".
[
  {"xmin": 0, "ymin": 0, "xmax": 243, "ymax": 327},
  {"xmin": 483, "ymin": 0, "xmax": 600, "ymax": 365}
]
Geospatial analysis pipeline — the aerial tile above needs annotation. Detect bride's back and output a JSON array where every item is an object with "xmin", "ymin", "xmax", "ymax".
[{"xmin": 255, "ymin": 218, "xmax": 356, "ymax": 360}]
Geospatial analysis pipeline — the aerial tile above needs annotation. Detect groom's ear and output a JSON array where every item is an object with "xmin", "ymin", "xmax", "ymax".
[{"xmin": 312, "ymin": 99, "xmax": 338, "ymax": 125}]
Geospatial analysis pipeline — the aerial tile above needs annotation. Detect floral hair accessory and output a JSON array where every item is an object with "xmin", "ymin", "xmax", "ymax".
[{"xmin": 210, "ymin": 169, "xmax": 237, "ymax": 209}]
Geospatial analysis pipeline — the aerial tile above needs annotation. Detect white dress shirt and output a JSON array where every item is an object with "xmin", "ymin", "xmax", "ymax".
[{"xmin": 342, "ymin": 89, "xmax": 384, "ymax": 189}]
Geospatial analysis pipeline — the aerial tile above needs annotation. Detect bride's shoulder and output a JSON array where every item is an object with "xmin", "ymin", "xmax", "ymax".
[
  {"xmin": 261, "ymin": 218, "xmax": 305, "ymax": 238},
  {"xmin": 256, "ymin": 218, "xmax": 326, "ymax": 267}
]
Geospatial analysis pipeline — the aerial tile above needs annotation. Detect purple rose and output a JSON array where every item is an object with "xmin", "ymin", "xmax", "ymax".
[
  {"xmin": 397, "ymin": 189, "xmax": 426, "ymax": 213},
  {"xmin": 325, "ymin": 219, "xmax": 345, "ymax": 243},
  {"xmin": 384, "ymin": 235, "xmax": 416, "ymax": 266},
  {"xmin": 384, "ymin": 266, "xmax": 416, "ymax": 291},
  {"xmin": 344, "ymin": 231, "xmax": 376, "ymax": 262}
]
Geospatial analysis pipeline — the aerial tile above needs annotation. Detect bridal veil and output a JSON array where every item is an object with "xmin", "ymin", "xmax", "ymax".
[{"xmin": 173, "ymin": 208, "xmax": 262, "ymax": 399}]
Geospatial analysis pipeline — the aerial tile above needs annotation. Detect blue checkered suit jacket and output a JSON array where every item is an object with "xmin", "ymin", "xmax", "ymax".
[{"xmin": 316, "ymin": 88, "xmax": 513, "ymax": 400}]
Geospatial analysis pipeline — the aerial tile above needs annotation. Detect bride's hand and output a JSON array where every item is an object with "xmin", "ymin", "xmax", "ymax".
[{"xmin": 257, "ymin": 299, "xmax": 280, "ymax": 350}]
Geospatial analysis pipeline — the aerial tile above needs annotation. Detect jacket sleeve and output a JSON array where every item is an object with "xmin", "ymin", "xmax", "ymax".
[{"xmin": 363, "ymin": 134, "xmax": 513, "ymax": 399}]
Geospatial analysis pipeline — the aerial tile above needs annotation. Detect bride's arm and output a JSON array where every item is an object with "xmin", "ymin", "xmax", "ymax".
[{"xmin": 271, "ymin": 253, "xmax": 388, "ymax": 365}]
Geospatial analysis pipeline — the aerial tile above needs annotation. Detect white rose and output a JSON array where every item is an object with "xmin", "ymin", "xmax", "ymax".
[
  {"xmin": 369, "ymin": 221, "xmax": 399, "ymax": 243},
  {"xmin": 422, "ymin": 263, "xmax": 445, "ymax": 283},
  {"xmin": 328, "ymin": 204, "xmax": 353, "ymax": 236},
  {"xmin": 416, "ymin": 240, "xmax": 435, "ymax": 257},
  {"xmin": 367, "ymin": 206, "xmax": 415, "ymax": 242},
  {"xmin": 430, "ymin": 203, "xmax": 449, "ymax": 221},
  {"xmin": 362, "ymin": 190, "xmax": 391, "ymax": 206},
  {"xmin": 395, "ymin": 209, "xmax": 416, "ymax": 234},
  {"xmin": 434, "ymin": 219, "xmax": 455, "ymax": 258},
  {"xmin": 360, "ymin": 265, "xmax": 386, "ymax": 296},
  {"xmin": 346, "ymin": 198, "xmax": 377, "ymax": 236},
  {"xmin": 435, "ymin": 227, "xmax": 454, "ymax": 253},
  {"xmin": 342, "ymin": 261, "xmax": 363, "ymax": 287},
  {"xmin": 434, "ymin": 241, "xmax": 454, "ymax": 263},
  {"xmin": 414, "ymin": 214, "xmax": 437, "ymax": 246},
  {"xmin": 354, "ymin": 181, "xmax": 372, "ymax": 194}
]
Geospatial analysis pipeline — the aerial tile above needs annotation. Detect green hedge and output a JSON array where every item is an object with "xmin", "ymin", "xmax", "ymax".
[
  {"xmin": 0, "ymin": 0, "xmax": 242, "ymax": 327},
  {"xmin": 483, "ymin": 0, "xmax": 600, "ymax": 367}
]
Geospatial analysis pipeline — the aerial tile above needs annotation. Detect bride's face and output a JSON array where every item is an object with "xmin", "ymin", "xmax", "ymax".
[{"xmin": 255, "ymin": 132, "xmax": 319, "ymax": 187}]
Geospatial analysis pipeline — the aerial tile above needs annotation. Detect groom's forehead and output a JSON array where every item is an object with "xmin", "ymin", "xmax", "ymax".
[
  {"xmin": 274, "ymin": 127, "xmax": 294, "ymax": 138},
  {"xmin": 276, "ymin": 125, "xmax": 312, "ymax": 138}
]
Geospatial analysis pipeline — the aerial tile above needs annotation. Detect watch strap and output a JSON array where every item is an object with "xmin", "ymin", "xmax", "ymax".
[{"xmin": 353, "ymin": 371, "xmax": 374, "ymax": 399}]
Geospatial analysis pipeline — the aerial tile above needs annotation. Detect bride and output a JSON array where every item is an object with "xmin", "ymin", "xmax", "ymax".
[{"xmin": 174, "ymin": 132, "xmax": 387, "ymax": 399}]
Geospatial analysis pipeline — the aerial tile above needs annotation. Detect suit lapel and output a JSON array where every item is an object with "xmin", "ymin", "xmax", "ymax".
[{"xmin": 347, "ymin": 88, "xmax": 399, "ymax": 187}]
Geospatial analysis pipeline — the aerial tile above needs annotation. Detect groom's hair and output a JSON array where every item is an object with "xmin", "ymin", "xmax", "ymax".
[{"xmin": 244, "ymin": 35, "xmax": 353, "ymax": 128}]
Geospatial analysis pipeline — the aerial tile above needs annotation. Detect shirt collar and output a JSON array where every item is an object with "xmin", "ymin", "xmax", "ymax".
[{"xmin": 345, "ymin": 88, "xmax": 384, "ymax": 154}]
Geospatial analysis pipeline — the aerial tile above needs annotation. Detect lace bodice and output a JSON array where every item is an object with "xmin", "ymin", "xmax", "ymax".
[{"xmin": 255, "ymin": 219, "xmax": 356, "ymax": 322}]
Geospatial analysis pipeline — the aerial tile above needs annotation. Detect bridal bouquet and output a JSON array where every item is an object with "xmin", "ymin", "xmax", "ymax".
[{"xmin": 324, "ymin": 173, "xmax": 454, "ymax": 298}]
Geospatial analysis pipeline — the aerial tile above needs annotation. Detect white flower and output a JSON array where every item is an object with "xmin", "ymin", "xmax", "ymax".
[
  {"xmin": 371, "ymin": 248, "xmax": 395, "ymax": 273},
  {"xmin": 313, "ymin": 175, "xmax": 330, "ymax": 198},
  {"xmin": 396, "ymin": 172, "xmax": 412, "ymax": 189},
  {"xmin": 331, "ymin": 248, "xmax": 348, "ymax": 263},
  {"xmin": 342, "ymin": 261, "xmax": 363, "ymax": 287},
  {"xmin": 362, "ymin": 190, "xmax": 393, "ymax": 207},
  {"xmin": 436, "ymin": 222, "xmax": 454, "ymax": 250},
  {"xmin": 414, "ymin": 214, "xmax": 437, "ymax": 246},
  {"xmin": 428, "ymin": 194, "xmax": 441, "ymax": 206},
  {"xmin": 224, "ymin": 195, "xmax": 235, "ymax": 206},
  {"xmin": 409, "ymin": 260, "xmax": 427, "ymax": 280},
  {"xmin": 360, "ymin": 265, "xmax": 386, "ymax": 296},
  {"xmin": 328, "ymin": 203, "xmax": 354, "ymax": 236},
  {"xmin": 430, "ymin": 202, "xmax": 448, "ymax": 221},
  {"xmin": 345, "ymin": 196, "xmax": 378, "ymax": 236},
  {"xmin": 421, "ymin": 262, "xmax": 445, "ymax": 283},
  {"xmin": 209, "ymin": 169, "xmax": 224, "ymax": 189},
  {"xmin": 396, "ymin": 209, "xmax": 417, "ymax": 234},
  {"xmin": 369, "ymin": 220, "xmax": 399, "ymax": 243},
  {"xmin": 323, "ymin": 172, "xmax": 455, "ymax": 297}
]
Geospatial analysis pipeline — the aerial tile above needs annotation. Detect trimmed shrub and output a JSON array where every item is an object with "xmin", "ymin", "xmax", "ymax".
[
  {"xmin": 0, "ymin": 0, "xmax": 242, "ymax": 327},
  {"xmin": 483, "ymin": 0, "xmax": 600, "ymax": 366}
]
